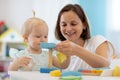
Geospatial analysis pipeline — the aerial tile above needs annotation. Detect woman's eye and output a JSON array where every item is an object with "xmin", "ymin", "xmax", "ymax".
[
  {"xmin": 62, "ymin": 24, "xmax": 67, "ymax": 27},
  {"xmin": 60, "ymin": 22, "xmax": 67, "ymax": 27},
  {"xmin": 71, "ymin": 23, "xmax": 77, "ymax": 26}
]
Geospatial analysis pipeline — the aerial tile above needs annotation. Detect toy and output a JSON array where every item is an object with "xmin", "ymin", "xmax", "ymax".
[
  {"xmin": 40, "ymin": 67, "xmax": 60, "ymax": 73},
  {"xmin": 40, "ymin": 42, "xmax": 67, "ymax": 63},
  {"xmin": 50, "ymin": 70, "xmax": 81, "ymax": 77},
  {"xmin": 78, "ymin": 68, "xmax": 104, "ymax": 76},
  {"xmin": 40, "ymin": 42, "xmax": 67, "ymax": 73},
  {"xmin": 61, "ymin": 71, "xmax": 81, "ymax": 76},
  {"xmin": 56, "ymin": 52, "xmax": 67, "ymax": 63},
  {"xmin": 40, "ymin": 42, "xmax": 56, "ymax": 68},
  {"xmin": 0, "ymin": 21, "xmax": 8, "ymax": 35},
  {"xmin": 50, "ymin": 70, "xmax": 61, "ymax": 77},
  {"xmin": 2, "ymin": 74, "xmax": 10, "ymax": 80},
  {"xmin": 40, "ymin": 42, "xmax": 57, "ymax": 73},
  {"xmin": 40, "ymin": 42, "xmax": 56, "ymax": 49},
  {"xmin": 59, "ymin": 76, "xmax": 82, "ymax": 80},
  {"xmin": 112, "ymin": 66, "xmax": 120, "ymax": 76}
]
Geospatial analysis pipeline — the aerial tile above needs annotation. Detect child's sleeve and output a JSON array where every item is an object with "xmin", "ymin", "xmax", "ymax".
[
  {"xmin": 9, "ymin": 48, "xmax": 19, "ymax": 58},
  {"xmin": 9, "ymin": 48, "xmax": 24, "ymax": 58}
]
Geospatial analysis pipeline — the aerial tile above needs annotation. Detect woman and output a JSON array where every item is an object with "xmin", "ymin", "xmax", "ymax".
[{"xmin": 54, "ymin": 4, "xmax": 117, "ymax": 71}]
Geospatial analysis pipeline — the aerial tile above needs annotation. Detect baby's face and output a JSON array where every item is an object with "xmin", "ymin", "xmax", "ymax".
[{"xmin": 27, "ymin": 23, "xmax": 48, "ymax": 50}]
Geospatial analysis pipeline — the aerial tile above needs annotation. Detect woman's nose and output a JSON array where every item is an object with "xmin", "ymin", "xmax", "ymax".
[{"xmin": 66, "ymin": 26, "xmax": 72, "ymax": 31}]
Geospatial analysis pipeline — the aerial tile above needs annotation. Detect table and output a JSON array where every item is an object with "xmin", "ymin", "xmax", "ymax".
[{"xmin": 8, "ymin": 71, "xmax": 120, "ymax": 80}]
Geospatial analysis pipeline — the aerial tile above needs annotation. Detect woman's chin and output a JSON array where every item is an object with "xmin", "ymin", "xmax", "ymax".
[{"xmin": 67, "ymin": 38, "xmax": 75, "ymax": 42}]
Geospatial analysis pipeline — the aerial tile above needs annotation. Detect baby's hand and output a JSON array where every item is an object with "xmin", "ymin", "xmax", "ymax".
[
  {"xmin": 13, "ymin": 56, "xmax": 32, "ymax": 69},
  {"xmin": 19, "ymin": 56, "xmax": 32, "ymax": 68}
]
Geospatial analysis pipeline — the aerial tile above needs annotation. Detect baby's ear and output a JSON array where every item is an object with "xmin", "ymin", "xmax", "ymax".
[{"xmin": 23, "ymin": 35, "xmax": 28, "ymax": 42}]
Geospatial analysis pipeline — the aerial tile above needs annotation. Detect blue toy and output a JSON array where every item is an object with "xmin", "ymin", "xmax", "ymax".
[
  {"xmin": 40, "ymin": 67, "xmax": 60, "ymax": 73},
  {"xmin": 40, "ymin": 42, "xmax": 57, "ymax": 73},
  {"xmin": 40, "ymin": 42, "xmax": 56, "ymax": 49},
  {"xmin": 40, "ymin": 42, "xmax": 56, "ymax": 68},
  {"xmin": 61, "ymin": 71, "xmax": 81, "ymax": 76}
]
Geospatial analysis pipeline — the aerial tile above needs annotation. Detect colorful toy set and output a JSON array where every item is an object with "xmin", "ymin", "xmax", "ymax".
[
  {"xmin": 40, "ymin": 42, "xmax": 56, "ymax": 73},
  {"xmin": 40, "ymin": 42, "xmax": 120, "ymax": 80},
  {"xmin": 50, "ymin": 70, "xmax": 82, "ymax": 80},
  {"xmin": 40, "ymin": 42, "xmax": 82, "ymax": 80},
  {"xmin": 0, "ymin": 21, "xmax": 8, "ymax": 35},
  {"xmin": 40, "ymin": 42, "xmax": 67, "ymax": 63},
  {"xmin": 78, "ymin": 68, "xmax": 104, "ymax": 76},
  {"xmin": 40, "ymin": 42, "xmax": 67, "ymax": 72}
]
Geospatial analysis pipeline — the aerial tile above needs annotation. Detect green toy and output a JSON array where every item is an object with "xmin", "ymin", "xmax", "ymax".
[{"xmin": 59, "ymin": 76, "xmax": 82, "ymax": 80}]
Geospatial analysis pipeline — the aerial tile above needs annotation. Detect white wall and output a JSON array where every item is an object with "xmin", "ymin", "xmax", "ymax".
[
  {"xmin": 1, "ymin": 0, "xmax": 120, "ymax": 56},
  {"xmin": 106, "ymin": 0, "xmax": 120, "ymax": 57},
  {"xmin": 0, "ymin": 0, "xmax": 79, "ymax": 42},
  {"xmin": 0, "ymin": 0, "xmax": 33, "ymax": 31}
]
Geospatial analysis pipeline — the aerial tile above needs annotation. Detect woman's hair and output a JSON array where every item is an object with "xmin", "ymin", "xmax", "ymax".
[
  {"xmin": 55, "ymin": 4, "xmax": 91, "ymax": 41},
  {"xmin": 21, "ymin": 17, "xmax": 47, "ymax": 36}
]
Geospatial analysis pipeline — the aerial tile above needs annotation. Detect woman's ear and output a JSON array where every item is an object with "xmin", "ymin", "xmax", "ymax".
[
  {"xmin": 83, "ymin": 22, "xmax": 87, "ymax": 30},
  {"xmin": 23, "ymin": 35, "xmax": 28, "ymax": 42},
  {"xmin": 83, "ymin": 27, "xmax": 86, "ymax": 30}
]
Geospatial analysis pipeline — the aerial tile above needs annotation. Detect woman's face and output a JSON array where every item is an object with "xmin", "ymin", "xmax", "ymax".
[{"xmin": 60, "ymin": 10, "xmax": 85, "ymax": 42}]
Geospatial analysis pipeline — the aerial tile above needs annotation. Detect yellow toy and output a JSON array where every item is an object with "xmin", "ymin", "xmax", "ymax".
[
  {"xmin": 56, "ymin": 52, "xmax": 67, "ymax": 63},
  {"xmin": 112, "ymin": 66, "xmax": 120, "ymax": 76},
  {"xmin": 50, "ymin": 70, "xmax": 61, "ymax": 77}
]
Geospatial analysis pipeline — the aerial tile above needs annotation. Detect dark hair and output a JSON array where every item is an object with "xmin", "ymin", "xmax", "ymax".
[{"xmin": 55, "ymin": 4, "xmax": 91, "ymax": 41}]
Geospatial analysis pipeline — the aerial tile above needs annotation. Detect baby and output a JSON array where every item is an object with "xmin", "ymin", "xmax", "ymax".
[{"xmin": 8, "ymin": 17, "xmax": 49, "ymax": 71}]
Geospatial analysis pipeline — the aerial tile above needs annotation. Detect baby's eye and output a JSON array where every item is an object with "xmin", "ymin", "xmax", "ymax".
[
  {"xmin": 44, "ymin": 36, "xmax": 48, "ymax": 38},
  {"xmin": 36, "ymin": 36, "xmax": 41, "ymax": 38}
]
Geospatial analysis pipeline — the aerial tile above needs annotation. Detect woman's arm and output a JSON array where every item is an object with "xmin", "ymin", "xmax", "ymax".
[
  {"xmin": 75, "ymin": 41, "xmax": 110, "ymax": 68},
  {"xmin": 55, "ymin": 41, "xmax": 110, "ymax": 68}
]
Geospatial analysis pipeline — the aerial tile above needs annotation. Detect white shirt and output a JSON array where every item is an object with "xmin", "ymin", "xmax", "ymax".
[
  {"xmin": 64, "ymin": 35, "xmax": 113, "ymax": 71},
  {"xmin": 9, "ymin": 48, "xmax": 49, "ymax": 71}
]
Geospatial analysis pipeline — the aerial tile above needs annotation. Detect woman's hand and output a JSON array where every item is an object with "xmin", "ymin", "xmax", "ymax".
[{"xmin": 55, "ymin": 40, "xmax": 77, "ymax": 56}]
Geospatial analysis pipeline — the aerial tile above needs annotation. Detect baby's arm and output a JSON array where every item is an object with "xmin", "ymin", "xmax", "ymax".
[{"xmin": 8, "ymin": 56, "xmax": 32, "ymax": 71}]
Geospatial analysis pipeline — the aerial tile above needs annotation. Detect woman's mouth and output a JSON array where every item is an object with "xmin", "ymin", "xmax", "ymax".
[{"xmin": 65, "ymin": 32, "xmax": 75, "ymax": 37}]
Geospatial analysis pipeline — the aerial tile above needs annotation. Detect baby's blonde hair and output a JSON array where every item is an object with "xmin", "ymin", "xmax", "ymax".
[{"xmin": 21, "ymin": 17, "xmax": 47, "ymax": 37}]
